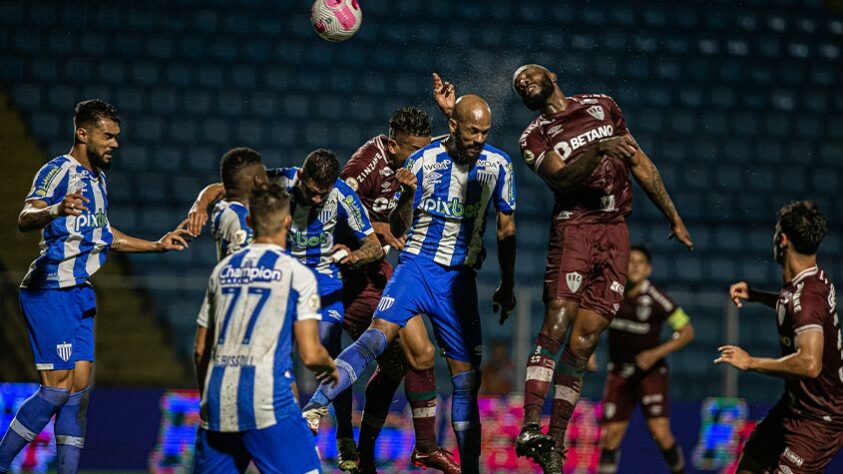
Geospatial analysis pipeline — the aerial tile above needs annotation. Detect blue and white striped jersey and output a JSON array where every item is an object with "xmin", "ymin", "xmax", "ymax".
[
  {"xmin": 403, "ymin": 141, "xmax": 516, "ymax": 269},
  {"xmin": 21, "ymin": 155, "xmax": 113, "ymax": 289},
  {"xmin": 196, "ymin": 243, "xmax": 321, "ymax": 432},
  {"xmin": 211, "ymin": 200, "xmax": 253, "ymax": 261},
  {"xmin": 267, "ymin": 167, "xmax": 374, "ymax": 278}
]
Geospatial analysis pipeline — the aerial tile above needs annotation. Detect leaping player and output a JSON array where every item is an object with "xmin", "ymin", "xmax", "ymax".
[{"xmin": 511, "ymin": 64, "xmax": 693, "ymax": 473}]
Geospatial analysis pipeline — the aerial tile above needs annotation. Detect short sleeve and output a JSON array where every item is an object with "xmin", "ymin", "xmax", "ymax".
[
  {"xmin": 519, "ymin": 121, "xmax": 551, "ymax": 171},
  {"xmin": 793, "ymin": 288, "xmax": 827, "ymax": 335},
  {"xmin": 493, "ymin": 156, "xmax": 517, "ymax": 212},
  {"xmin": 340, "ymin": 154, "xmax": 374, "ymax": 198},
  {"xmin": 606, "ymin": 96, "xmax": 629, "ymax": 136},
  {"xmin": 217, "ymin": 207, "xmax": 252, "ymax": 257},
  {"xmin": 26, "ymin": 161, "xmax": 70, "ymax": 205},
  {"xmin": 337, "ymin": 184, "xmax": 374, "ymax": 240},
  {"xmin": 293, "ymin": 266, "xmax": 321, "ymax": 321},
  {"xmin": 196, "ymin": 276, "xmax": 217, "ymax": 328}
]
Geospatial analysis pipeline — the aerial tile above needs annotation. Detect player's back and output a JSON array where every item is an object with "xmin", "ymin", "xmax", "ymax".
[
  {"xmin": 198, "ymin": 243, "xmax": 320, "ymax": 432},
  {"xmin": 519, "ymin": 94, "xmax": 632, "ymax": 225},
  {"xmin": 402, "ymin": 141, "xmax": 516, "ymax": 269},
  {"xmin": 210, "ymin": 200, "xmax": 252, "ymax": 261},
  {"xmin": 777, "ymin": 266, "xmax": 843, "ymax": 423}
]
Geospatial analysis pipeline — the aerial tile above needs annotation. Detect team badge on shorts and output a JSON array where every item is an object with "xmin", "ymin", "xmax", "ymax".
[
  {"xmin": 57, "ymin": 342, "xmax": 73, "ymax": 362},
  {"xmin": 566, "ymin": 272, "xmax": 583, "ymax": 293},
  {"xmin": 377, "ymin": 296, "xmax": 395, "ymax": 312}
]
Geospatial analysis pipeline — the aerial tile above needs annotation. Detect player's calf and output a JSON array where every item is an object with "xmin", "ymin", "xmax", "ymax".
[
  {"xmin": 55, "ymin": 386, "xmax": 91, "ymax": 474},
  {"xmin": 450, "ymin": 368, "xmax": 482, "ymax": 474},
  {"xmin": 0, "ymin": 385, "xmax": 70, "ymax": 470}
]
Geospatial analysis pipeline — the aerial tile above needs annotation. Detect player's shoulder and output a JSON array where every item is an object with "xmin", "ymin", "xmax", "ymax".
[
  {"xmin": 643, "ymin": 281, "xmax": 675, "ymax": 311},
  {"xmin": 334, "ymin": 177, "xmax": 359, "ymax": 198},
  {"xmin": 348, "ymin": 135, "xmax": 388, "ymax": 164},
  {"xmin": 798, "ymin": 267, "xmax": 834, "ymax": 302},
  {"xmin": 573, "ymin": 93, "xmax": 616, "ymax": 104},
  {"xmin": 520, "ymin": 114, "xmax": 549, "ymax": 137},
  {"xmin": 267, "ymin": 166, "xmax": 298, "ymax": 180},
  {"xmin": 407, "ymin": 140, "xmax": 445, "ymax": 170},
  {"xmin": 479, "ymin": 144, "xmax": 512, "ymax": 165},
  {"xmin": 343, "ymin": 135, "xmax": 388, "ymax": 181}
]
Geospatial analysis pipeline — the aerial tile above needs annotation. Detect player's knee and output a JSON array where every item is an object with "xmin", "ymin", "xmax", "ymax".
[{"xmin": 408, "ymin": 341, "xmax": 435, "ymax": 370}]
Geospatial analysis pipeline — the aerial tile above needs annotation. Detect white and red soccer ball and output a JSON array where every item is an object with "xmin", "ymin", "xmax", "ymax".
[{"xmin": 310, "ymin": 0, "xmax": 362, "ymax": 42}]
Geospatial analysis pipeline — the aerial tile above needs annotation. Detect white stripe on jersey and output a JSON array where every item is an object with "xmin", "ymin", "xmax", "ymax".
[
  {"xmin": 405, "ymin": 213, "xmax": 433, "ymax": 256},
  {"xmin": 84, "ymin": 177, "xmax": 108, "ymax": 276},
  {"xmin": 57, "ymin": 223, "xmax": 80, "ymax": 284},
  {"xmin": 433, "ymin": 163, "xmax": 467, "ymax": 266}
]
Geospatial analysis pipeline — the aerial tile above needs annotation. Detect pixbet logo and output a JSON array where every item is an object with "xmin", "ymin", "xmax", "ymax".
[
  {"xmin": 291, "ymin": 230, "xmax": 331, "ymax": 248},
  {"xmin": 421, "ymin": 197, "xmax": 482, "ymax": 219}
]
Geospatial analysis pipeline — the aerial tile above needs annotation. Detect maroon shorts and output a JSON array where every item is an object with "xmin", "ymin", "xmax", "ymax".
[
  {"xmin": 341, "ymin": 259, "xmax": 393, "ymax": 339},
  {"xmin": 601, "ymin": 364, "xmax": 669, "ymax": 423},
  {"xmin": 544, "ymin": 220, "xmax": 630, "ymax": 319},
  {"xmin": 739, "ymin": 399, "xmax": 843, "ymax": 474}
]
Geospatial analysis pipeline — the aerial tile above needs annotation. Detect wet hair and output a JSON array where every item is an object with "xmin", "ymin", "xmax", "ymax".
[
  {"xmin": 630, "ymin": 244, "xmax": 652, "ymax": 263},
  {"xmin": 249, "ymin": 183, "xmax": 290, "ymax": 237},
  {"xmin": 220, "ymin": 147, "xmax": 263, "ymax": 191},
  {"xmin": 389, "ymin": 107, "xmax": 432, "ymax": 138},
  {"xmin": 301, "ymin": 148, "xmax": 340, "ymax": 188},
  {"xmin": 777, "ymin": 200, "xmax": 827, "ymax": 255},
  {"xmin": 74, "ymin": 99, "xmax": 120, "ymax": 128}
]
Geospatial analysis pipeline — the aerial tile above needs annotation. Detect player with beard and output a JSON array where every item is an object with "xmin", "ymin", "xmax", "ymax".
[
  {"xmin": 335, "ymin": 101, "xmax": 458, "ymax": 473},
  {"xmin": 717, "ymin": 201, "xmax": 843, "ymax": 474},
  {"xmin": 511, "ymin": 64, "xmax": 693, "ymax": 473},
  {"xmin": 302, "ymin": 95, "xmax": 517, "ymax": 474},
  {"xmin": 0, "ymin": 100, "xmax": 191, "ymax": 473}
]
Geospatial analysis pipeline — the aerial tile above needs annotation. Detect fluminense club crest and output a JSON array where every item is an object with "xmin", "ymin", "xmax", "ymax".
[{"xmin": 586, "ymin": 105, "xmax": 605, "ymax": 120}]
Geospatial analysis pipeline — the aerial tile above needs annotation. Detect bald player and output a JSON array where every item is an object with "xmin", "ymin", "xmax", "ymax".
[
  {"xmin": 511, "ymin": 64, "xmax": 693, "ymax": 472},
  {"xmin": 302, "ymin": 95, "xmax": 517, "ymax": 474}
]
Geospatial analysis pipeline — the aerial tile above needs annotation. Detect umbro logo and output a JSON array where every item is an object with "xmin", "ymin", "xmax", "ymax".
[{"xmin": 547, "ymin": 125, "xmax": 565, "ymax": 137}]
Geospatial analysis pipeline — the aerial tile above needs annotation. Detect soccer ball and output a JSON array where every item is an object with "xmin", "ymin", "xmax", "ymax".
[{"xmin": 310, "ymin": 0, "xmax": 362, "ymax": 42}]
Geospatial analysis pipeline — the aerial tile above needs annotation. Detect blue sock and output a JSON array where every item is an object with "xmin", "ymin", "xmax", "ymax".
[
  {"xmin": 0, "ymin": 386, "xmax": 70, "ymax": 470},
  {"xmin": 451, "ymin": 370, "xmax": 481, "ymax": 474},
  {"xmin": 55, "ymin": 386, "xmax": 90, "ymax": 474},
  {"xmin": 318, "ymin": 322, "xmax": 354, "ymax": 439},
  {"xmin": 304, "ymin": 328, "xmax": 387, "ymax": 410}
]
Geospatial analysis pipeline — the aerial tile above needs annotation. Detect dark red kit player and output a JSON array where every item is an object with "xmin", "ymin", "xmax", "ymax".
[
  {"xmin": 511, "ymin": 63, "xmax": 693, "ymax": 473},
  {"xmin": 717, "ymin": 200, "xmax": 843, "ymax": 474}
]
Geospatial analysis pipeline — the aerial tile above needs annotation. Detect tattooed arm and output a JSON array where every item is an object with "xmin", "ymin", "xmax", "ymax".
[{"xmin": 629, "ymin": 145, "xmax": 694, "ymax": 250}]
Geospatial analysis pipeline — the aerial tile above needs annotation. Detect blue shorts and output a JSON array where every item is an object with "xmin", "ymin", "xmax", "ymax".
[
  {"xmin": 19, "ymin": 285, "xmax": 96, "ymax": 371},
  {"xmin": 193, "ymin": 417, "xmax": 321, "ymax": 474},
  {"xmin": 316, "ymin": 273, "xmax": 344, "ymax": 325},
  {"xmin": 374, "ymin": 255, "xmax": 482, "ymax": 366}
]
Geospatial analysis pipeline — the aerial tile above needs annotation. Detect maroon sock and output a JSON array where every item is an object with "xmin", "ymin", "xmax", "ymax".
[
  {"xmin": 523, "ymin": 333, "xmax": 562, "ymax": 425},
  {"xmin": 548, "ymin": 347, "xmax": 588, "ymax": 452},
  {"xmin": 404, "ymin": 367, "xmax": 438, "ymax": 453},
  {"xmin": 357, "ymin": 367, "xmax": 401, "ymax": 461}
]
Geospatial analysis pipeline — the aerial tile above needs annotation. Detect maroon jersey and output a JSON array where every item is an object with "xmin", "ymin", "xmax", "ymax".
[
  {"xmin": 519, "ymin": 94, "xmax": 632, "ymax": 224},
  {"xmin": 607, "ymin": 281, "xmax": 687, "ymax": 368},
  {"xmin": 776, "ymin": 266, "xmax": 843, "ymax": 423},
  {"xmin": 341, "ymin": 135, "xmax": 400, "ymax": 225}
]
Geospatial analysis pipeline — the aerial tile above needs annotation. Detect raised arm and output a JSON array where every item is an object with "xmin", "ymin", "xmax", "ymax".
[
  {"xmin": 111, "ymin": 224, "xmax": 191, "ymax": 253},
  {"xmin": 716, "ymin": 330, "xmax": 823, "ymax": 379},
  {"xmin": 18, "ymin": 193, "xmax": 89, "ymax": 233},
  {"xmin": 729, "ymin": 281, "xmax": 779, "ymax": 309},
  {"xmin": 628, "ymin": 145, "xmax": 693, "ymax": 250},
  {"xmin": 186, "ymin": 182, "xmax": 226, "ymax": 236}
]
